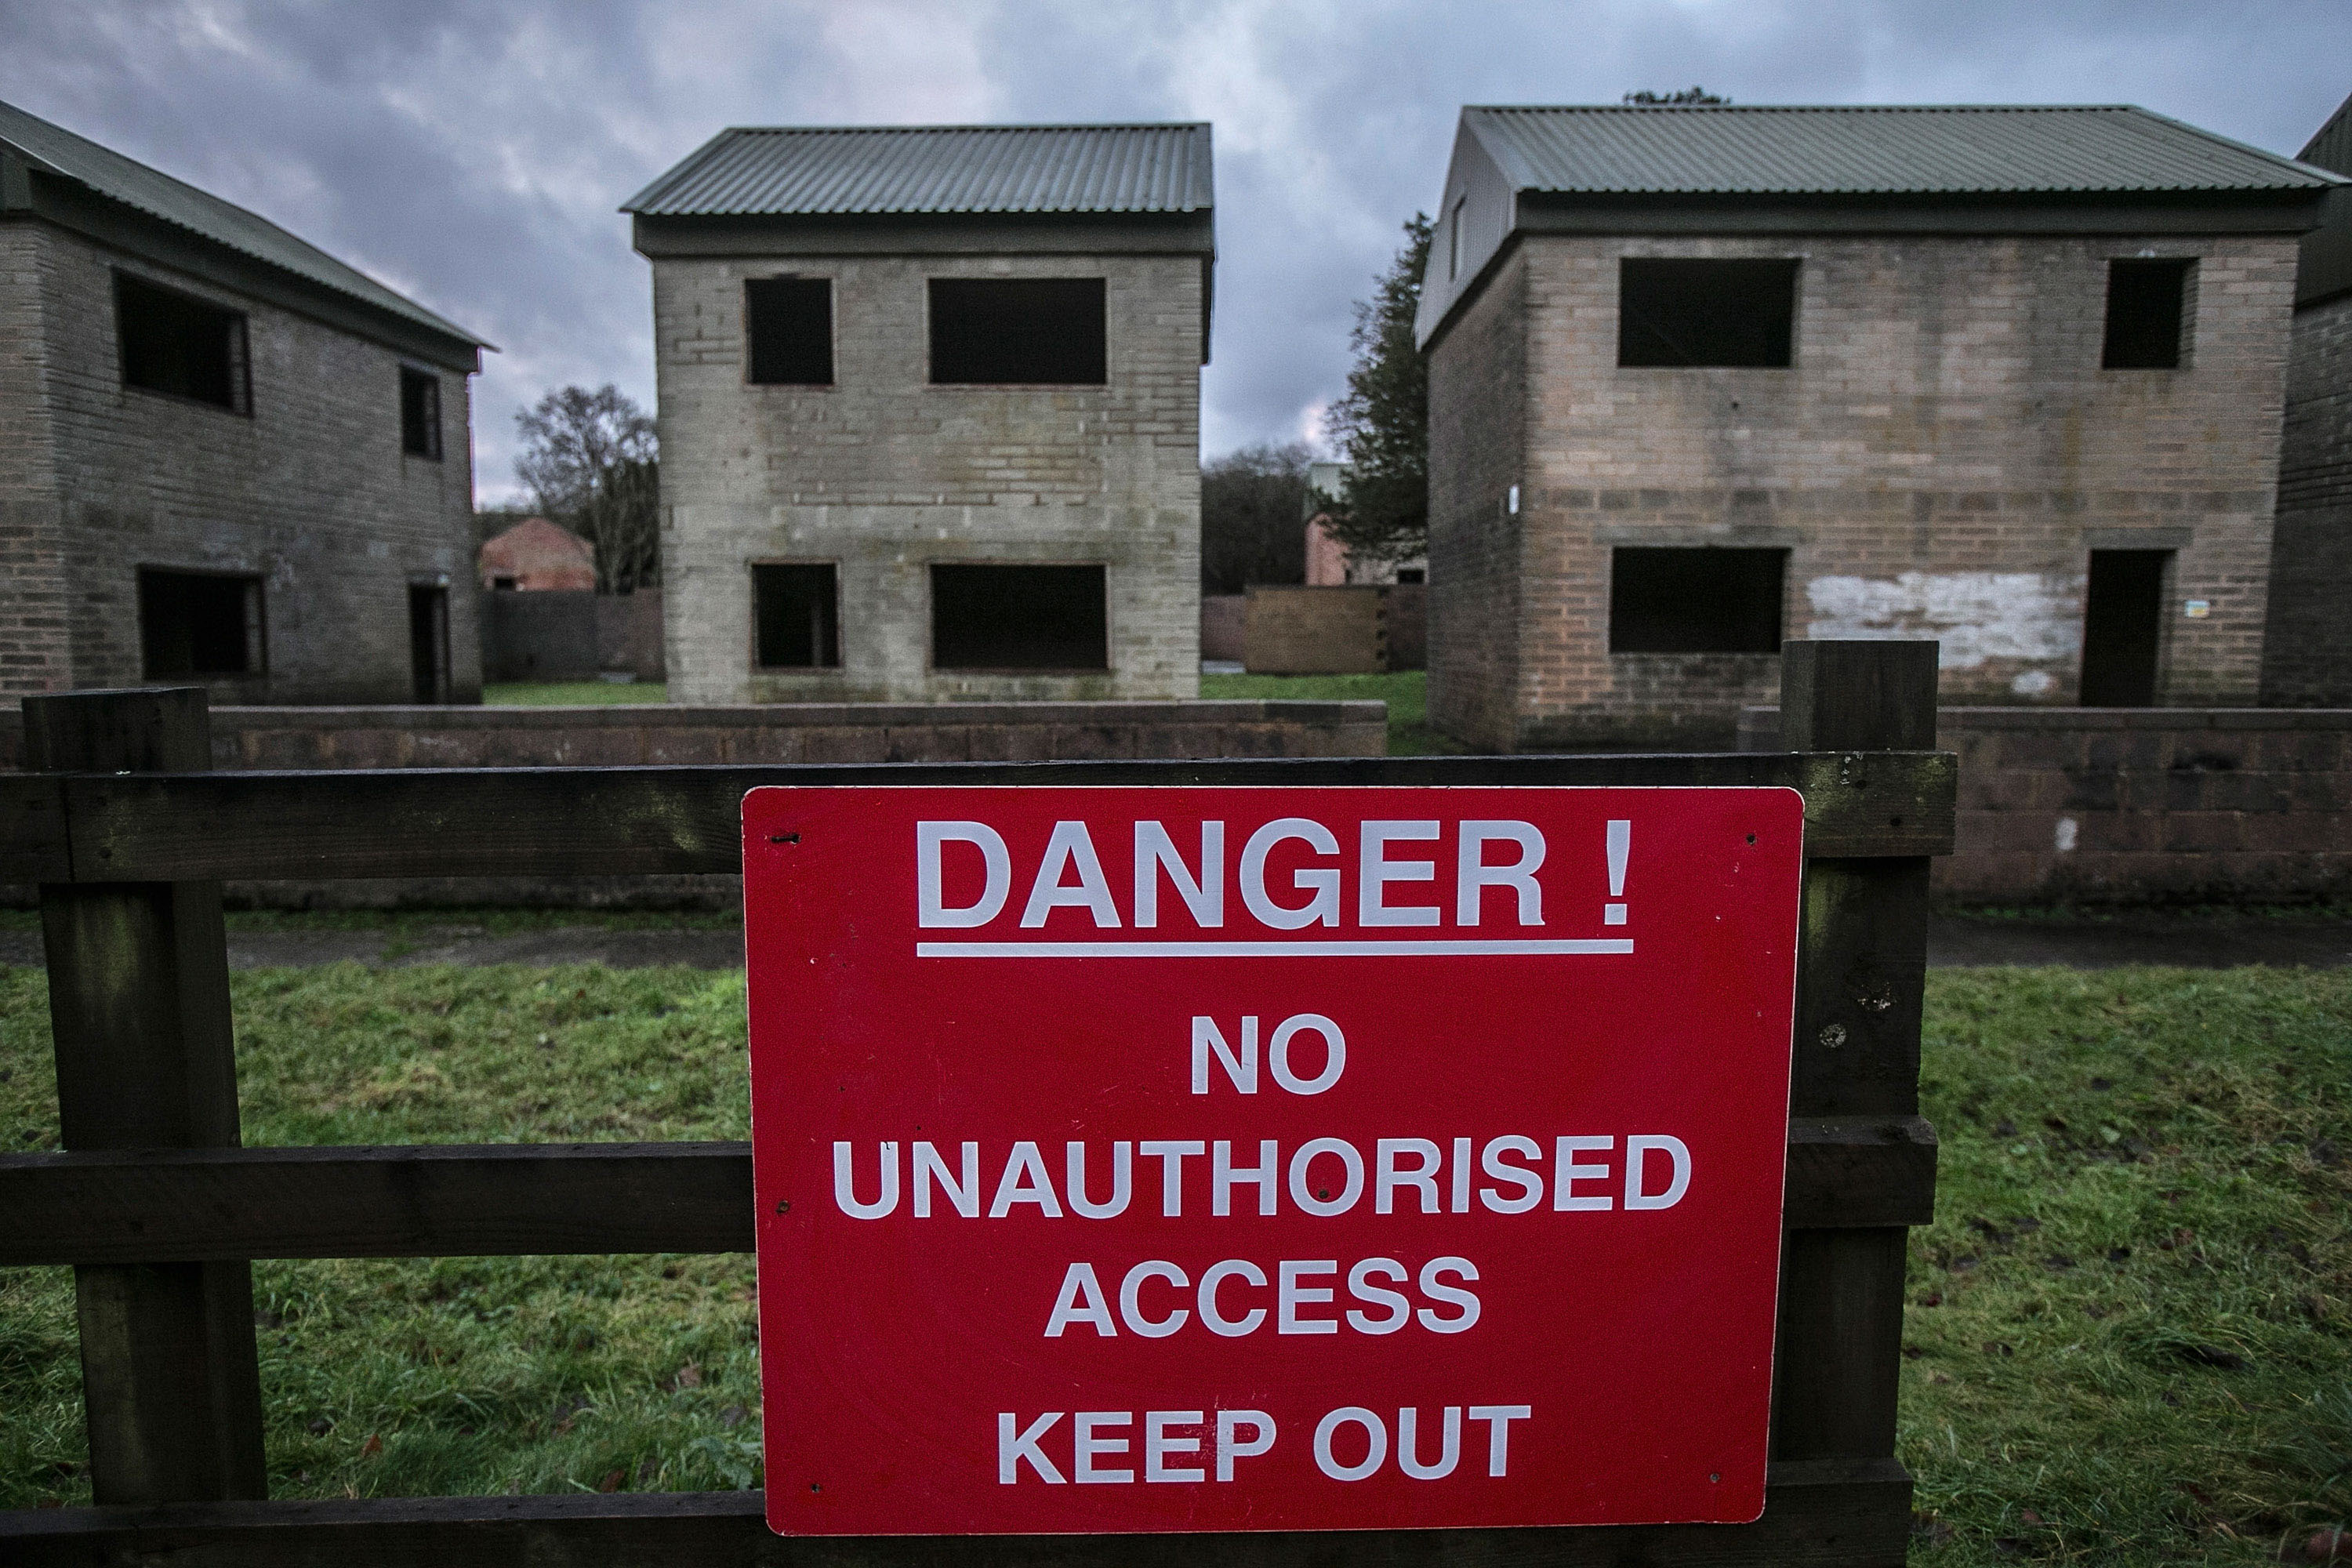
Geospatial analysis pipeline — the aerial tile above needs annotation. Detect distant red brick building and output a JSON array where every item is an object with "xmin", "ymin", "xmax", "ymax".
[{"xmin": 479, "ymin": 517, "xmax": 594, "ymax": 592}]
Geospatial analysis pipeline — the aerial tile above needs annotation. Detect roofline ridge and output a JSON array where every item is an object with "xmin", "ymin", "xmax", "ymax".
[
  {"xmin": 1464, "ymin": 102, "xmax": 2147, "ymax": 113},
  {"xmin": 713, "ymin": 120, "xmax": 1212, "ymax": 136},
  {"xmin": 0, "ymin": 96, "xmax": 492, "ymax": 349}
]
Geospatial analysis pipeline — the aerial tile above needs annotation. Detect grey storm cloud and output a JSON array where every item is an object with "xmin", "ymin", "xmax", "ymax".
[{"xmin": 0, "ymin": 0, "xmax": 2341, "ymax": 504}]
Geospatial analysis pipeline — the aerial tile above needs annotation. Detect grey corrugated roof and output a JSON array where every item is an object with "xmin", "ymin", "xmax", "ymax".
[
  {"xmin": 0, "ymin": 96, "xmax": 488, "ymax": 348},
  {"xmin": 2300, "ymin": 92, "xmax": 2352, "ymax": 178},
  {"xmin": 622, "ymin": 122, "xmax": 1213, "ymax": 217},
  {"xmin": 1463, "ymin": 105, "xmax": 2341, "ymax": 197}
]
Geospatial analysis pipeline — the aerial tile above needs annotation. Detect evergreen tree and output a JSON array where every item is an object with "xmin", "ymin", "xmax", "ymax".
[{"xmin": 1320, "ymin": 214, "xmax": 1432, "ymax": 564}]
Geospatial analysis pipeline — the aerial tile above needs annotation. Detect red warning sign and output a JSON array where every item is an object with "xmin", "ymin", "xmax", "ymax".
[{"xmin": 742, "ymin": 785, "xmax": 1803, "ymax": 1537}]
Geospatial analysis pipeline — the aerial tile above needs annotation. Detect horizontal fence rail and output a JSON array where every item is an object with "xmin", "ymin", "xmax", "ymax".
[
  {"xmin": 0, "ymin": 1458, "xmax": 1912, "ymax": 1566},
  {"xmin": 0, "ymin": 1117, "xmax": 1938, "ymax": 1265},
  {"xmin": 0, "ymin": 751, "xmax": 1956, "ymax": 886}
]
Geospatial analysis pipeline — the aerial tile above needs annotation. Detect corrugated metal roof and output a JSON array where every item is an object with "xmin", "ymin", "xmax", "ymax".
[
  {"xmin": 623, "ymin": 122, "xmax": 1213, "ymax": 217},
  {"xmin": 1464, "ymin": 105, "xmax": 2341, "ymax": 197},
  {"xmin": 0, "ymin": 97, "xmax": 488, "ymax": 349},
  {"xmin": 2300, "ymin": 91, "xmax": 2352, "ymax": 178}
]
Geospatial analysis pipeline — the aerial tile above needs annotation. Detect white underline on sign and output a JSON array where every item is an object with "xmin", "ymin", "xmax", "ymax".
[{"xmin": 914, "ymin": 939, "xmax": 1636, "ymax": 958}]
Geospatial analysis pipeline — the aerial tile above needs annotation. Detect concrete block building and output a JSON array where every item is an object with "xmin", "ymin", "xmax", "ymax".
[
  {"xmin": 626, "ymin": 122, "xmax": 1211, "ymax": 705},
  {"xmin": 0, "ymin": 99, "xmax": 489, "ymax": 705},
  {"xmin": 2262, "ymin": 90, "xmax": 2352, "ymax": 706},
  {"xmin": 1417, "ymin": 105, "xmax": 2342, "ymax": 750}
]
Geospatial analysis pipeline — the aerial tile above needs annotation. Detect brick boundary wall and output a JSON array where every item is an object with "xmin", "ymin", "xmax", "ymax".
[
  {"xmin": 2, "ymin": 699, "xmax": 1385, "ymax": 909},
  {"xmin": 1741, "ymin": 706, "xmax": 2352, "ymax": 904}
]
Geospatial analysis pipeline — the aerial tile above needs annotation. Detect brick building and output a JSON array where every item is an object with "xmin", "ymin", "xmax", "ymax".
[
  {"xmin": 1416, "ymin": 105, "xmax": 2342, "ymax": 750},
  {"xmin": 0, "ymin": 98, "xmax": 489, "ymax": 704},
  {"xmin": 2262, "ymin": 90, "xmax": 2352, "ymax": 706},
  {"xmin": 625, "ymin": 123, "xmax": 1211, "ymax": 704},
  {"xmin": 480, "ymin": 516, "xmax": 595, "ymax": 592}
]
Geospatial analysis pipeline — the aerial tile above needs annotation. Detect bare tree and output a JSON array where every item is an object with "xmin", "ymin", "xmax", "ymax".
[
  {"xmin": 514, "ymin": 384, "xmax": 661, "ymax": 593},
  {"xmin": 1201, "ymin": 441, "xmax": 1312, "ymax": 593}
]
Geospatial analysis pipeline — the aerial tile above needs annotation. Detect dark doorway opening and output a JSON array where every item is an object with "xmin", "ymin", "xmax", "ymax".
[
  {"xmin": 140, "ymin": 568, "xmax": 263, "ymax": 677},
  {"xmin": 409, "ymin": 584, "xmax": 451, "ymax": 703},
  {"xmin": 931, "ymin": 564, "xmax": 1108, "ymax": 670},
  {"xmin": 753, "ymin": 562, "xmax": 841, "ymax": 668},
  {"xmin": 2079, "ymin": 550, "xmax": 2167, "ymax": 706},
  {"xmin": 1609, "ymin": 547, "xmax": 1787, "ymax": 653}
]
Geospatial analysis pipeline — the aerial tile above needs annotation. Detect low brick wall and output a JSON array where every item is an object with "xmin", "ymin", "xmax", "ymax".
[
  {"xmin": 1243, "ymin": 585, "xmax": 1425, "ymax": 674},
  {"xmin": 1742, "ymin": 706, "xmax": 2352, "ymax": 904},
  {"xmin": 4, "ymin": 699, "xmax": 1386, "ymax": 909},
  {"xmin": 2, "ymin": 699, "xmax": 1386, "ymax": 771}
]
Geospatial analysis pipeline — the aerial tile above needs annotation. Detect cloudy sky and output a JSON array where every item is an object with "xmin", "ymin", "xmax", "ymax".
[{"xmin": 2, "ymin": 1, "xmax": 2343, "ymax": 504}]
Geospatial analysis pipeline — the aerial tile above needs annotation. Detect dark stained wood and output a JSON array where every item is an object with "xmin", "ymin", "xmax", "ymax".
[
  {"xmin": 25, "ymin": 688, "xmax": 268, "ymax": 1505},
  {"xmin": 0, "ymin": 1123, "xmax": 1931, "ymax": 1266},
  {"xmin": 31, "ymin": 752, "xmax": 1954, "ymax": 885},
  {"xmin": 1769, "ymin": 1231, "xmax": 1911, "ymax": 1461},
  {"xmin": 0, "ymin": 775, "xmax": 71, "ymax": 884},
  {"xmin": 1782, "ymin": 1117, "xmax": 1936, "ymax": 1229},
  {"xmin": 1777, "ymin": 641, "xmax": 1942, "ymax": 753},
  {"xmin": 0, "ymin": 1142, "xmax": 757, "ymax": 1263},
  {"xmin": 1770, "ymin": 643, "xmax": 1936, "ymax": 1474},
  {"xmin": 0, "ymin": 1459, "xmax": 1913, "ymax": 1566},
  {"xmin": 1789, "ymin": 860, "xmax": 1931, "ymax": 1118}
]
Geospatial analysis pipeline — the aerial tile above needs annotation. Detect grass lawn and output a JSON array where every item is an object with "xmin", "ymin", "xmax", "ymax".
[
  {"xmin": 482, "ymin": 671, "xmax": 1458, "ymax": 755},
  {"xmin": 1200, "ymin": 669, "xmax": 1463, "ymax": 755},
  {"xmin": 483, "ymin": 681, "xmax": 668, "ymax": 706},
  {"xmin": 2, "ymin": 964, "xmax": 2347, "ymax": 1563}
]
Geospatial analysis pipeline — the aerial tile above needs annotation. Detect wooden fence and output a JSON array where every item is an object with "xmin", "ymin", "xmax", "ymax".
[{"xmin": 0, "ymin": 641, "xmax": 1950, "ymax": 1566}]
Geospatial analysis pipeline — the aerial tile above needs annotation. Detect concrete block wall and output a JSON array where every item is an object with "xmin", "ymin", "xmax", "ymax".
[
  {"xmin": 2262, "ymin": 290, "xmax": 2352, "ymax": 705},
  {"xmin": 1740, "ymin": 704, "xmax": 2352, "ymax": 904},
  {"xmin": 1429, "ymin": 232, "xmax": 2301, "ymax": 750},
  {"xmin": 655, "ymin": 251, "xmax": 1202, "ymax": 705},
  {"xmin": 0, "ymin": 221, "xmax": 481, "ymax": 703},
  {"xmin": 1940, "ymin": 708, "xmax": 2352, "ymax": 904}
]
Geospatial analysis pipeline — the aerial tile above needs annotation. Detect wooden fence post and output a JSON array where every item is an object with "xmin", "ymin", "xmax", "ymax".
[
  {"xmin": 1773, "ymin": 641, "xmax": 1940, "ymax": 1469},
  {"xmin": 22, "ymin": 687, "xmax": 267, "ymax": 1503}
]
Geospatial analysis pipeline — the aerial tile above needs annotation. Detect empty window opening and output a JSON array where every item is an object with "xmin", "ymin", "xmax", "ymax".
[
  {"xmin": 1609, "ymin": 548, "xmax": 1786, "ymax": 654},
  {"xmin": 1448, "ymin": 196, "xmax": 1466, "ymax": 281},
  {"xmin": 746, "ymin": 277, "xmax": 834, "ymax": 386},
  {"xmin": 1395, "ymin": 568, "xmax": 1427, "ymax": 585},
  {"xmin": 931, "ymin": 564, "xmax": 1108, "ymax": 670},
  {"xmin": 115, "ymin": 273, "xmax": 249, "ymax": 412},
  {"xmin": 139, "ymin": 568, "xmax": 263, "ymax": 677},
  {"xmin": 491, "ymin": 575, "xmax": 517, "ymax": 591},
  {"xmin": 753, "ymin": 563, "xmax": 841, "ymax": 669},
  {"xmin": 2079, "ymin": 550, "xmax": 2168, "ymax": 706},
  {"xmin": 929, "ymin": 278, "xmax": 1105, "ymax": 385},
  {"xmin": 408, "ymin": 584, "xmax": 450, "ymax": 703},
  {"xmin": 2101, "ymin": 259, "xmax": 2193, "ymax": 370},
  {"xmin": 1617, "ymin": 259, "xmax": 1798, "ymax": 368},
  {"xmin": 400, "ymin": 366, "xmax": 442, "ymax": 459}
]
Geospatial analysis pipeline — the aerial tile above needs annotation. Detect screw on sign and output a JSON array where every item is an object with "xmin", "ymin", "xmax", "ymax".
[{"xmin": 741, "ymin": 786, "xmax": 1804, "ymax": 1537}]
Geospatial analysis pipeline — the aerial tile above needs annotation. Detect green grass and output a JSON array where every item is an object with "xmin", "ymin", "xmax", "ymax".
[
  {"xmin": 1903, "ymin": 970, "xmax": 2352, "ymax": 1563},
  {"xmin": 480, "ymin": 673, "xmax": 1455, "ymax": 751},
  {"xmin": 482, "ymin": 681, "xmax": 668, "ymax": 706},
  {"xmin": 0, "ymin": 908, "xmax": 739, "ymax": 937},
  {"xmin": 1200, "ymin": 669, "xmax": 1465, "ymax": 756},
  {"xmin": 2, "ymin": 964, "xmax": 2347, "ymax": 1563}
]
